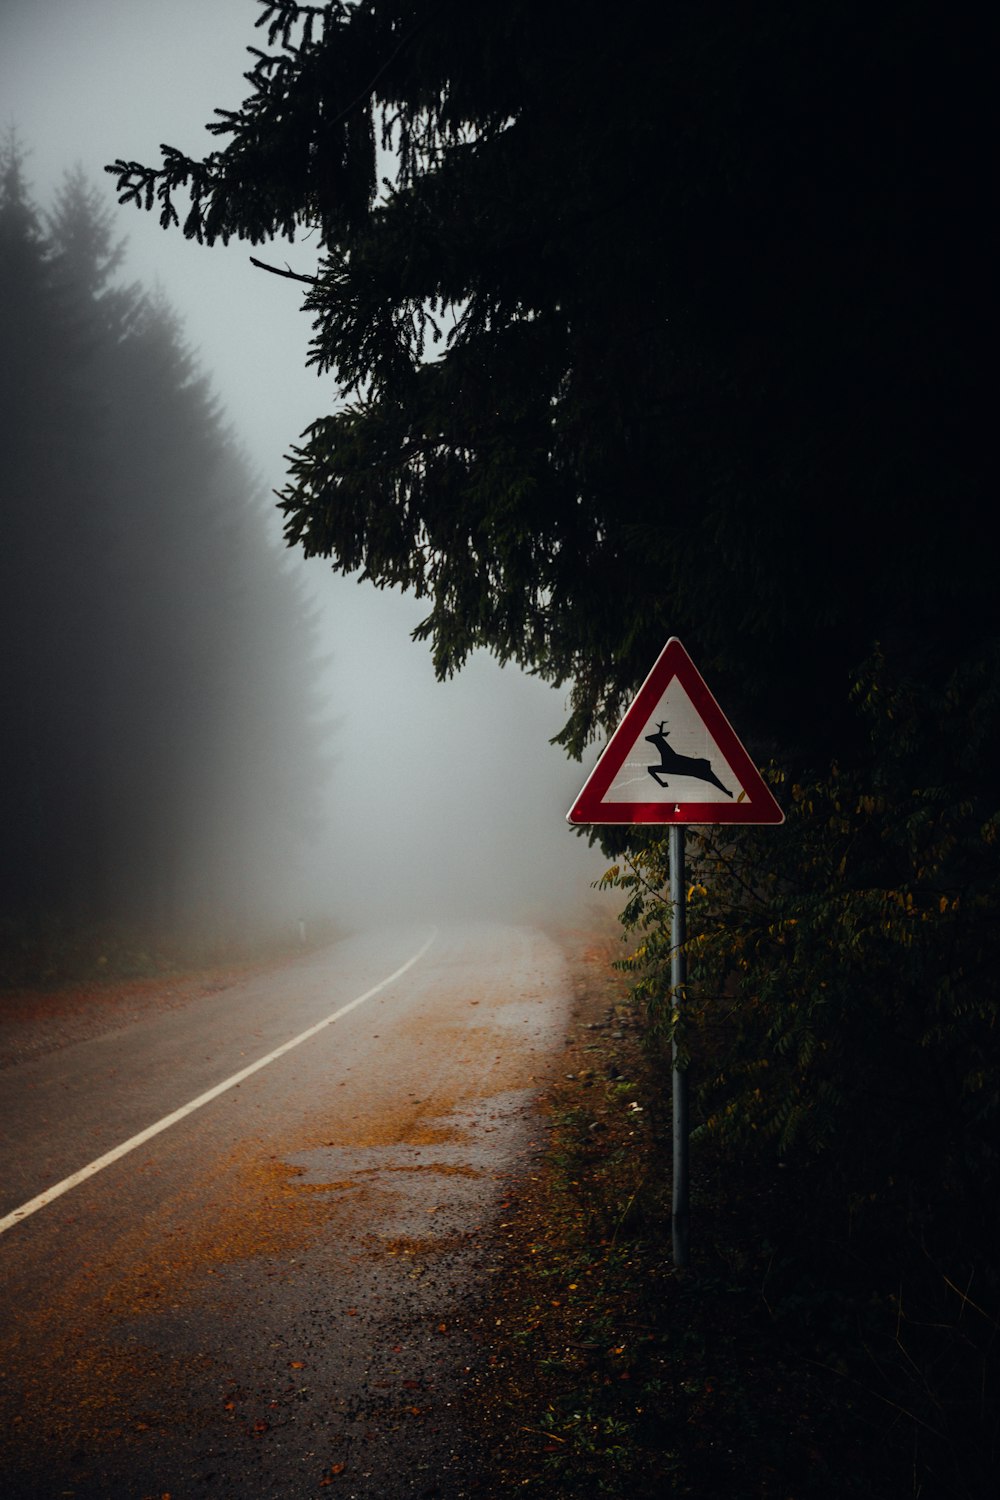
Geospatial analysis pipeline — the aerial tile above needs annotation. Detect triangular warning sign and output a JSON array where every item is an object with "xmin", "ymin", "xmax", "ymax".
[{"xmin": 567, "ymin": 638, "xmax": 784, "ymax": 826}]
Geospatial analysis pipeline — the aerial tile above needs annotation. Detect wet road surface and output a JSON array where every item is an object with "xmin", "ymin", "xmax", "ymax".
[{"xmin": 0, "ymin": 921, "xmax": 572, "ymax": 1498}]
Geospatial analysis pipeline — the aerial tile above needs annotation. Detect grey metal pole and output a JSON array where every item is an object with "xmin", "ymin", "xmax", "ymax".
[{"xmin": 670, "ymin": 823, "xmax": 689, "ymax": 1267}]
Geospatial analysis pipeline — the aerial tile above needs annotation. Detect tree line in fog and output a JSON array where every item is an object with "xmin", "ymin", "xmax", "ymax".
[{"xmin": 0, "ymin": 134, "xmax": 328, "ymax": 974}]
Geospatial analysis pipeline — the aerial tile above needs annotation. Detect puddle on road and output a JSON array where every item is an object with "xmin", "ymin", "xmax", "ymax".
[{"xmin": 282, "ymin": 1090, "xmax": 538, "ymax": 1247}]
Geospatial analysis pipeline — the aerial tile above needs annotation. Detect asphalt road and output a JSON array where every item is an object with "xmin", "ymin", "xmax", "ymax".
[{"xmin": 0, "ymin": 921, "xmax": 573, "ymax": 1498}]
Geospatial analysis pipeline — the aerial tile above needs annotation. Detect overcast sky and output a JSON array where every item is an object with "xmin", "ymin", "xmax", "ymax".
[{"xmin": 0, "ymin": 0, "xmax": 609, "ymax": 927}]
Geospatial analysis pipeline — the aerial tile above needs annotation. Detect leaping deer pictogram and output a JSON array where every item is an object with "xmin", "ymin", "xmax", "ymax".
[{"xmin": 644, "ymin": 721, "xmax": 733, "ymax": 797}]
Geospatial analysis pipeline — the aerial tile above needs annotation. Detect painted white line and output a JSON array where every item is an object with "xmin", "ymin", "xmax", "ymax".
[{"xmin": 0, "ymin": 931, "xmax": 436, "ymax": 1237}]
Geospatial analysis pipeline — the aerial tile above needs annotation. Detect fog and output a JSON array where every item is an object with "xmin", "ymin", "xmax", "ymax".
[{"xmin": 0, "ymin": 0, "xmax": 608, "ymax": 960}]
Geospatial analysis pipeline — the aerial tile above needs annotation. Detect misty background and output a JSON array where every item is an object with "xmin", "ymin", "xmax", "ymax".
[{"xmin": 0, "ymin": 0, "xmax": 604, "ymax": 968}]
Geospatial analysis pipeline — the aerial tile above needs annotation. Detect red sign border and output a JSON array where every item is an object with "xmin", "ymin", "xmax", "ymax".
[{"xmin": 567, "ymin": 638, "xmax": 784, "ymax": 826}]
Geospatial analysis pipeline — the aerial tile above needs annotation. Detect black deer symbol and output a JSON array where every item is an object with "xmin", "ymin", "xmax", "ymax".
[{"xmin": 644, "ymin": 721, "xmax": 733, "ymax": 797}]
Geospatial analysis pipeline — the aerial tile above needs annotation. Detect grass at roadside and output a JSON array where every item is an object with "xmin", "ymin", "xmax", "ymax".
[
  {"xmin": 0, "ymin": 917, "xmax": 348, "ymax": 1067},
  {"xmin": 0, "ymin": 913, "xmax": 345, "ymax": 990},
  {"xmin": 471, "ymin": 935, "xmax": 928, "ymax": 1498}
]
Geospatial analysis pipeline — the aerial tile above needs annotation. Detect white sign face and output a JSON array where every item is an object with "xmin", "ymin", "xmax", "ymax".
[{"xmin": 601, "ymin": 677, "xmax": 741, "ymax": 805}]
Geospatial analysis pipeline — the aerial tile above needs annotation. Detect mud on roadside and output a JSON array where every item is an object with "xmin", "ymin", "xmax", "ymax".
[
  {"xmin": 460, "ymin": 926, "xmax": 877, "ymax": 1500},
  {"xmin": 457, "ymin": 925, "xmax": 677, "ymax": 1495}
]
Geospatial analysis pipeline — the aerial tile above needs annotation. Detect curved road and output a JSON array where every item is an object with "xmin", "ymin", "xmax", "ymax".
[{"xmin": 0, "ymin": 921, "xmax": 572, "ymax": 1498}]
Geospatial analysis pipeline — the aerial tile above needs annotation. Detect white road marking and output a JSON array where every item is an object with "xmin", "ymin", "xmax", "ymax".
[{"xmin": 0, "ymin": 931, "xmax": 436, "ymax": 1237}]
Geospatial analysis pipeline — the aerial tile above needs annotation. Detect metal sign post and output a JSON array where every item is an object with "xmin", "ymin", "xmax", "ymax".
[
  {"xmin": 567, "ymin": 639, "xmax": 783, "ymax": 1266},
  {"xmin": 669, "ymin": 823, "xmax": 689, "ymax": 1267}
]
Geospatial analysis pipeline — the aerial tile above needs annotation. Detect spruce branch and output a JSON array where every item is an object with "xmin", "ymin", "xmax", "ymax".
[{"xmin": 249, "ymin": 255, "xmax": 318, "ymax": 284}]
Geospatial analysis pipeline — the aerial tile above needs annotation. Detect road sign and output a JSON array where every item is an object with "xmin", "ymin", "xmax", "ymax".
[{"xmin": 567, "ymin": 637, "xmax": 784, "ymax": 826}]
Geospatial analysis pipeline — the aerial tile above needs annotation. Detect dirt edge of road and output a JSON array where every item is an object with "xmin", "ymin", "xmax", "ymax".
[{"xmin": 463, "ymin": 928, "xmax": 900, "ymax": 1500}]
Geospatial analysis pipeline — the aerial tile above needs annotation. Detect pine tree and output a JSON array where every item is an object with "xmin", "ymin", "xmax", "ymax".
[
  {"xmin": 106, "ymin": 0, "xmax": 991, "ymax": 763},
  {"xmin": 1, "ymin": 141, "xmax": 327, "ymax": 966},
  {"xmin": 0, "ymin": 134, "xmax": 101, "ymax": 924}
]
